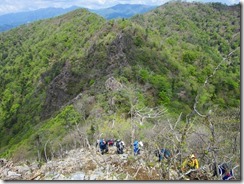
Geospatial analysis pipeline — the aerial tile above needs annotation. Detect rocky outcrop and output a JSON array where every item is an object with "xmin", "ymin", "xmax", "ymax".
[
  {"xmin": 41, "ymin": 61, "xmax": 81, "ymax": 119},
  {"xmin": 0, "ymin": 146, "xmax": 220, "ymax": 181},
  {"xmin": 0, "ymin": 146, "xmax": 165, "ymax": 181}
]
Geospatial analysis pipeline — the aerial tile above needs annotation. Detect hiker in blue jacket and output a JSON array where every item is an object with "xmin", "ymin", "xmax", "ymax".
[
  {"xmin": 134, "ymin": 140, "xmax": 143, "ymax": 155},
  {"xmin": 154, "ymin": 148, "xmax": 171, "ymax": 162},
  {"xmin": 99, "ymin": 139, "xmax": 108, "ymax": 155}
]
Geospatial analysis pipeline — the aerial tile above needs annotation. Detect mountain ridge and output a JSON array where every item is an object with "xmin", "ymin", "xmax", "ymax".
[
  {"xmin": 0, "ymin": 6, "xmax": 79, "ymax": 32},
  {"xmin": 0, "ymin": 4, "xmax": 157, "ymax": 32},
  {"xmin": 89, "ymin": 4, "xmax": 157, "ymax": 19},
  {"xmin": 0, "ymin": 2, "xmax": 240, "ymax": 178}
]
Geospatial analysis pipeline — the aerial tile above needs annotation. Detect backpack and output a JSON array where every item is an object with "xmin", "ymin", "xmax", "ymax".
[
  {"xmin": 218, "ymin": 163, "xmax": 228, "ymax": 176},
  {"xmin": 223, "ymin": 171, "xmax": 234, "ymax": 180},
  {"xmin": 116, "ymin": 140, "xmax": 121, "ymax": 148},
  {"xmin": 219, "ymin": 163, "xmax": 234, "ymax": 179},
  {"xmin": 134, "ymin": 141, "xmax": 139, "ymax": 148},
  {"xmin": 134, "ymin": 141, "xmax": 140, "ymax": 155},
  {"xmin": 116, "ymin": 141, "xmax": 124, "ymax": 154},
  {"xmin": 99, "ymin": 139, "xmax": 106, "ymax": 148},
  {"xmin": 162, "ymin": 149, "xmax": 171, "ymax": 159}
]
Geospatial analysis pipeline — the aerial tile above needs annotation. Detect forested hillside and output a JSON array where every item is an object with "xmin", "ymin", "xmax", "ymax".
[
  {"xmin": 0, "ymin": 1, "xmax": 240, "ymax": 180},
  {"xmin": 0, "ymin": 4, "xmax": 156, "ymax": 32}
]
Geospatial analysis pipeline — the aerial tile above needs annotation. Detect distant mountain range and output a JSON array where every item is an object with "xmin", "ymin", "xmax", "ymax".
[
  {"xmin": 89, "ymin": 4, "xmax": 157, "ymax": 20},
  {"xmin": 0, "ymin": 6, "xmax": 78, "ymax": 32},
  {"xmin": 0, "ymin": 4, "xmax": 157, "ymax": 32}
]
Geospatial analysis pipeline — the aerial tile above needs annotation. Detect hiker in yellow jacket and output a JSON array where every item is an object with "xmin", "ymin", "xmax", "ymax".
[{"xmin": 181, "ymin": 154, "xmax": 199, "ymax": 172}]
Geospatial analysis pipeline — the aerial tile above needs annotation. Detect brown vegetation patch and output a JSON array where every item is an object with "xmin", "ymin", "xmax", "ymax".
[
  {"xmin": 123, "ymin": 166, "xmax": 159, "ymax": 180},
  {"xmin": 83, "ymin": 160, "xmax": 97, "ymax": 173}
]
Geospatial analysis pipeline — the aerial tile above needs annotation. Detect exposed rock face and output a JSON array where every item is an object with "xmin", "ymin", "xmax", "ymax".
[
  {"xmin": 40, "ymin": 32, "xmax": 133, "ymax": 121},
  {"xmin": 106, "ymin": 33, "xmax": 133, "ymax": 72},
  {"xmin": 0, "ymin": 146, "xmax": 225, "ymax": 181},
  {"xmin": 0, "ymin": 146, "xmax": 164, "ymax": 181},
  {"xmin": 41, "ymin": 61, "xmax": 80, "ymax": 119}
]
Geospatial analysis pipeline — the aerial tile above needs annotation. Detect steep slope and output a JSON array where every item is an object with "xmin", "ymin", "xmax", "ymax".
[
  {"xmin": 0, "ymin": 8, "xmax": 107, "ymax": 153},
  {"xmin": 129, "ymin": 2, "xmax": 240, "ymax": 112},
  {"xmin": 0, "ymin": 2, "xmax": 240, "ymax": 166}
]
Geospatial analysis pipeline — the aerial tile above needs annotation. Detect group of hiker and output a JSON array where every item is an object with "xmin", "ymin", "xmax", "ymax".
[
  {"xmin": 97, "ymin": 139, "xmax": 145, "ymax": 156},
  {"xmin": 96, "ymin": 139, "xmax": 125, "ymax": 155},
  {"xmin": 96, "ymin": 139, "xmax": 234, "ymax": 180}
]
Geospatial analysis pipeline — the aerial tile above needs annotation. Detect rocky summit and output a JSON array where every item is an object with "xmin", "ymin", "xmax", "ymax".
[
  {"xmin": 1, "ymin": 146, "xmax": 164, "ymax": 180},
  {"xmin": 1, "ymin": 144, "xmax": 234, "ymax": 181}
]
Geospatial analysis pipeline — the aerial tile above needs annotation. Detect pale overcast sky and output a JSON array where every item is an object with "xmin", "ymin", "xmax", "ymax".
[{"xmin": 0, "ymin": 0, "xmax": 240, "ymax": 16}]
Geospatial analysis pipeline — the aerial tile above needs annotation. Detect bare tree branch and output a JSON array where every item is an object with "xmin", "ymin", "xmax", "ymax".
[
  {"xmin": 193, "ymin": 48, "xmax": 239, "ymax": 117},
  {"xmin": 44, "ymin": 139, "xmax": 50, "ymax": 162},
  {"xmin": 133, "ymin": 166, "xmax": 142, "ymax": 178}
]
